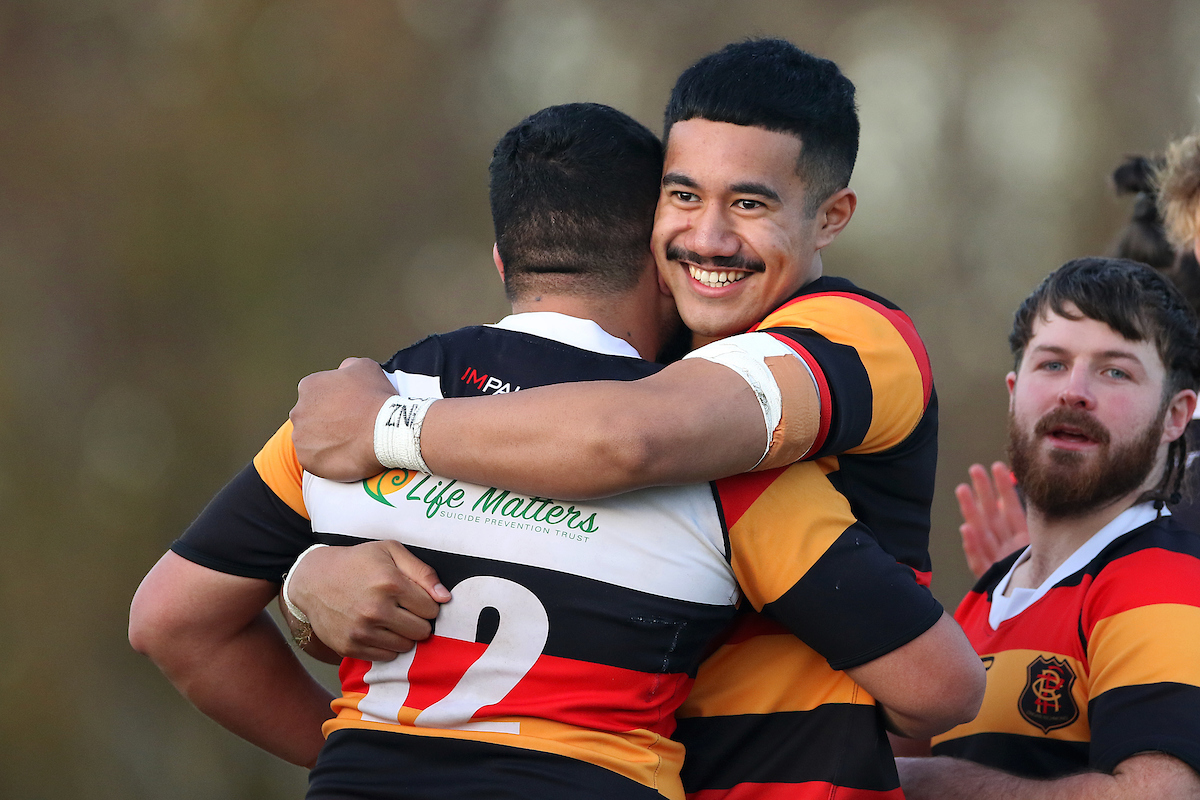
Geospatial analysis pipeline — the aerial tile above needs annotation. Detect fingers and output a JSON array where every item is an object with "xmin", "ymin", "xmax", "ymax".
[{"xmin": 380, "ymin": 540, "xmax": 452, "ymax": 607}]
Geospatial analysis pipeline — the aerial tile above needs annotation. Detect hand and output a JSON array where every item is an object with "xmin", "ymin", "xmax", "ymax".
[
  {"xmin": 956, "ymin": 462, "xmax": 1029, "ymax": 579},
  {"xmin": 291, "ymin": 357, "xmax": 397, "ymax": 482},
  {"xmin": 286, "ymin": 540, "xmax": 452, "ymax": 661}
]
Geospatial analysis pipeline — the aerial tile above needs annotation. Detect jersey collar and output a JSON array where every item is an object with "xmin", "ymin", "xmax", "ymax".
[
  {"xmin": 988, "ymin": 501, "xmax": 1164, "ymax": 629},
  {"xmin": 489, "ymin": 312, "xmax": 642, "ymax": 360}
]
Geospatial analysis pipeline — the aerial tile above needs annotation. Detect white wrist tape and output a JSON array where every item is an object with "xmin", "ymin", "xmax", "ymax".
[
  {"xmin": 373, "ymin": 396, "xmax": 436, "ymax": 473},
  {"xmin": 282, "ymin": 543, "xmax": 329, "ymax": 625},
  {"xmin": 684, "ymin": 332, "xmax": 808, "ymax": 469}
]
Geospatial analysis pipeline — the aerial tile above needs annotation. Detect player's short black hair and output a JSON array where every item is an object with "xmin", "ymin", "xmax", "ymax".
[
  {"xmin": 489, "ymin": 103, "xmax": 663, "ymax": 300},
  {"xmin": 1010, "ymin": 257, "xmax": 1200, "ymax": 504},
  {"xmin": 663, "ymin": 38, "xmax": 858, "ymax": 216}
]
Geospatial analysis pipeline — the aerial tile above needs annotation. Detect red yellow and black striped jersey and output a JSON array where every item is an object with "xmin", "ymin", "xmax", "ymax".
[
  {"xmin": 173, "ymin": 310, "xmax": 938, "ymax": 800},
  {"xmin": 676, "ymin": 276, "xmax": 940, "ymax": 800},
  {"xmin": 933, "ymin": 506, "xmax": 1200, "ymax": 778}
]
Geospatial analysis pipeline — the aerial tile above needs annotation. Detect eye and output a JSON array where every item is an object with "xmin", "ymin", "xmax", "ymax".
[
  {"xmin": 733, "ymin": 199, "xmax": 764, "ymax": 210},
  {"xmin": 671, "ymin": 190, "xmax": 699, "ymax": 203},
  {"xmin": 1103, "ymin": 367, "xmax": 1130, "ymax": 380},
  {"xmin": 1038, "ymin": 360, "xmax": 1066, "ymax": 372}
]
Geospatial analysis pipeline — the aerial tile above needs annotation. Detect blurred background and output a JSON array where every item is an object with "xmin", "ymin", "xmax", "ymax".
[{"xmin": 3, "ymin": 0, "xmax": 1200, "ymax": 796}]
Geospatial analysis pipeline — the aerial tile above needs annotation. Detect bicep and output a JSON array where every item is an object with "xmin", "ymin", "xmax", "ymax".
[{"xmin": 130, "ymin": 551, "xmax": 279, "ymax": 657}]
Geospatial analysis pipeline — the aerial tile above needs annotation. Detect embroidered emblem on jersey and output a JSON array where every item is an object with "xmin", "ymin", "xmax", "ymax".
[
  {"xmin": 1019, "ymin": 655, "xmax": 1078, "ymax": 733},
  {"xmin": 460, "ymin": 366, "xmax": 521, "ymax": 394},
  {"xmin": 364, "ymin": 469, "xmax": 420, "ymax": 507}
]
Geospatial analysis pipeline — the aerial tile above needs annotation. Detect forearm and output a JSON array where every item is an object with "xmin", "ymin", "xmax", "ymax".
[
  {"xmin": 162, "ymin": 611, "xmax": 335, "ymax": 767},
  {"xmin": 130, "ymin": 553, "xmax": 334, "ymax": 767},
  {"xmin": 897, "ymin": 753, "xmax": 1199, "ymax": 800},
  {"xmin": 846, "ymin": 613, "xmax": 985, "ymax": 740},
  {"xmin": 420, "ymin": 360, "xmax": 764, "ymax": 499}
]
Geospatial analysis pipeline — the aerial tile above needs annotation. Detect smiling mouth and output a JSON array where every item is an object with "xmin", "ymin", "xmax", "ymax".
[{"xmin": 688, "ymin": 265, "xmax": 750, "ymax": 288}]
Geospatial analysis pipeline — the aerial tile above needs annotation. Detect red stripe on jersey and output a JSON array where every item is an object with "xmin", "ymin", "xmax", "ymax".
[
  {"xmin": 689, "ymin": 783, "xmax": 905, "ymax": 799},
  {"xmin": 956, "ymin": 580, "xmax": 1092, "ymax": 661},
  {"xmin": 715, "ymin": 466, "xmax": 789, "ymax": 529},
  {"xmin": 912, "ymin": 567, "xmax": 932, "ymax": 588},
  {"xmin": 380, "ymin": 634, "xmax": 691, "ymax": 736},
  {"xmin": 341, "ymin": 657, "xmax": 371, "ymax": 695},
  {"xmin": 768, "ymin": 291, "xmax": 933, "ymax": 408},
  {"xmin": 1083, "ymin": 546, "xmax": 1200, "ymax": 634},
  {"xmin": 763, "ymin": 332, "xmax": 833, "ymax": 455}
]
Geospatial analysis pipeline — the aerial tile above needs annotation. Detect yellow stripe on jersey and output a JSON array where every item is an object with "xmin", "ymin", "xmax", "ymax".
[
  {"xmin": 729, "ymin": 461, "xmax": 852, "ymax": 607},
  {"xmin": 1088, "ymin": 603, "xmax": 1200, "ymax": 698},
  {"xmin": 251, "ymin": 420, "xmax": 308, "ymax": 519},
  {"xmin": 759, "ymin": 295, "xmax": 926, "ymax": 455},
  {"xmin": 324, "ymin": 708, "xmax": 686, "ymax": 800},
  {"xmin": 677, "ymin": 632, "xmax": 872, "ymax": 717},
  {"xmin": 932, "ymin": 649, "xmax": 1090, "ymax": 746}
]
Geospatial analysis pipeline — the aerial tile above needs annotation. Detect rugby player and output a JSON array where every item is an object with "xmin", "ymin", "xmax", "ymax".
[
  {"xmin": 289, "ymin": 39, "xmax": 985, "ymax": 798},
  {"xmin": 130, "ymin": 100, "xmax": 974, "ymax": 799},
  {"xmin": 898, "ymin": 259, "xmax": 1200, "ymax": 799}
]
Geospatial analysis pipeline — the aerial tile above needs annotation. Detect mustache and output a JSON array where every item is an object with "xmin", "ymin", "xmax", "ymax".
[
  {"xmin": 664, "ymin": 244, "xmax": 766, "ymax": 273},
  {"xmin": 1034, "ymin": 407, "xmax": 1111, "ymax": 445}
]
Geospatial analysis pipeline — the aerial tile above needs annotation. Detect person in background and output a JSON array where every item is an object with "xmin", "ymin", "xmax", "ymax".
[
  {"xmin": 959, "ymin": 139, "xmax": 1200, "ymax": 576},
  {"xmin": 898, "ymin": 257, "xmax": 1200, "ymax": 799}
]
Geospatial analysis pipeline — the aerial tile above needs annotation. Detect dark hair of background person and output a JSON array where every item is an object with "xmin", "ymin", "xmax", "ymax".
[
  {"xmin": 1009, "ymin": 257, "xmax": 1200, "ymax": 506},
  {"xmin": 663, "ymin": 38, "xmax": 859, "ymax": 217},
  {"xmin": 1108, "ymin": 154, "xmax": 1200, "ymax": 312},
  {"xmin": 489, "ymin": 102, "xmax": 664, "ymax": 301}
]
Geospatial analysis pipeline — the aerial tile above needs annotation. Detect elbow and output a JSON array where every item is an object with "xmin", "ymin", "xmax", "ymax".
[{"xmin": 889, "ymin": 653, "xmax": 986, "ymax": 740}]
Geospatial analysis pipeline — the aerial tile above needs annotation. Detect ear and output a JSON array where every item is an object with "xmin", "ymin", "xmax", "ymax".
[
  {"xmin": 814, "ymin": 188, "xmax": 857, "ymax": 250},
  {"xmin": 1006, "ymin": 371, "xmax": 1018, "ymax": 410},
  {"xmin": 492, "ymin": 243, "xmax": 505, "ymax": 282},
  {"xmin": 1162, "ymin": 389, "xmax": 1197, "ymax": 444}
]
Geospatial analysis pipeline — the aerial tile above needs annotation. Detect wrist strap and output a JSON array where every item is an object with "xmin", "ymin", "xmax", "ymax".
[
  {"xmin": 282, "ymin": 543, "xmax": 329, "ymax": 625},
  {"xmin": 374, "ymin": 397, "xmax": 436, "ymax": 473}
]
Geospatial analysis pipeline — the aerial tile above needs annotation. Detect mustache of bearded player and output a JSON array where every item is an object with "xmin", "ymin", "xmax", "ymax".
[{"xmin": 1032, "ymin": 406, "xmax": 1112, "ymax": 448}]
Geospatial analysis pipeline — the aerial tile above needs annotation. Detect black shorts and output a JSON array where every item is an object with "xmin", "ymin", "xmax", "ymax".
[{"xmin": 308, "ymin": 729, "xmax": 665, "ymax": 800}]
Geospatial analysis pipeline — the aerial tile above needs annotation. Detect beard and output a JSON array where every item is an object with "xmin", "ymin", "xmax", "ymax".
[{"xmin": 1007, "ymin": 406, "xmax": 1163, "ymax": 521}]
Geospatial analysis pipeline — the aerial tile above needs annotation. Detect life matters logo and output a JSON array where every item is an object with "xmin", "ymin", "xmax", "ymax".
[
  {"xmin": 363, "ymin": 469, "xmax": 419, "ymax": 507},
  {"xmin": 362, "ymin": 470, "xmax": 599, "ymax": 535}
]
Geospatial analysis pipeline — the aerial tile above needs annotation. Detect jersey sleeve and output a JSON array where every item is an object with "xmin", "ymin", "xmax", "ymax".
[
  {"xmin": 717, "ymin": 462, "xmax": 943, "ymax": 670},
  {"xmin": 1084, "ymin": 543, "xmax": 1200, "ymax": 774},
  {"xmin": 754, "ymin": 290, "xmax": 933, "ymax": 460},
  {"xmin": 170, "ymin": 420, "xmax": 317, "ymax": 582}
]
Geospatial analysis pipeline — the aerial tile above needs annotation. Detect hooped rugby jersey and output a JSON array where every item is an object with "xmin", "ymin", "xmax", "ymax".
[
  {"xmin": 173, "ymin": 311, "xmax": 939, "ymax": 800},
  {"xmin": 932, "ymin": 508, "xmax": 1200, "ymax": 778},
  {"xmin": 676, "ymin": 276, "xmax": 941, "ymax": 800}
]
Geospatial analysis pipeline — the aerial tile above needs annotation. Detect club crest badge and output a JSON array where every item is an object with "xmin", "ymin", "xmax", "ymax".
[{"xmin": 1019, "ymin": 655, "xmax": 1079, "ymax": 733}]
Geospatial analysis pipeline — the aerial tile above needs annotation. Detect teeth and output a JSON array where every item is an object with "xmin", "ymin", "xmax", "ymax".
[{"xmin": 688, "ymin": 265, "xmax": 749, "ymax": 288}]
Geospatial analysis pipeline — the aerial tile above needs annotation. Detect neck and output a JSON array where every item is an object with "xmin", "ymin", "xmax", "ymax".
[
  {"xmin": 1016, "ymin": 459, "xmax": 1166, "ymax": 589},
  {"xmin": 510, "ymin": 270, "xmax": 665, "ymax": 361}
]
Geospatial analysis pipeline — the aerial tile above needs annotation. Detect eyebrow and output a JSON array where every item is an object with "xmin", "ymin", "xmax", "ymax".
[
  {"xmin": 661, "ymin": 173, "xmax": 782, "ymax": 203},
  {"xmin": 1032, "ymin": 344, "xmax": 1146, "ymax": 364},
  {"xmin": 662, "ymin": 172, "xmax": 698, "ymax": 189}
]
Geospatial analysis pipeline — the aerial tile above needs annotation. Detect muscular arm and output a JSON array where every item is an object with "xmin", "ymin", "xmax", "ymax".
[
  {"xmin": 128, "ymin": 552, "xmax": 335, "ymax": 767},
  {"xmin": 292, "ymin": 357, "xmax": 778, "ymax": 497},
  {"xmin": 847, "ymin": 612, "xmax": 985, "ymax": 739},
  {"xmin": 896, "ymin": 752, "xmax": 1200, "ymax": 800}
]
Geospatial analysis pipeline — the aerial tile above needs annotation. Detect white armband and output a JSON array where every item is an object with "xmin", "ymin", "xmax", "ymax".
[
  {"xmin": 683, "ymin": 332, "xmax": 818, "ymax": 469},
  {"xmin": 373, "ymin": 396, "xmax": 436, "ymax": 473},
  {"xmin": 281, "ymin": 543, "xmax": 330, "ymax": 625}
]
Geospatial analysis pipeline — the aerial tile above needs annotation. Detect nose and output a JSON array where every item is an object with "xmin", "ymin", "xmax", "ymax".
[
  {"xmin": 1058, "ymin": 366, "xmax": 1096, "ymax": 410},
  {"xmin": 683, "ymin": 202, "xmax": 740, "ymax": 259}
]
